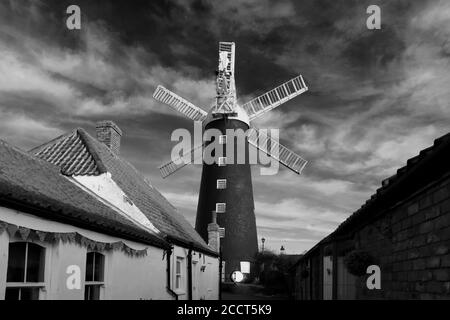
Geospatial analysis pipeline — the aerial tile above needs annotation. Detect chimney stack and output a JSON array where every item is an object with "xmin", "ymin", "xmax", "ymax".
[
  {"xmin": 96, "ymin": 120, "xmax": 122, "ymax": 155},
  {"xmin": 207, "ymin": 211, "xmax": 220, "ymax": 253}
]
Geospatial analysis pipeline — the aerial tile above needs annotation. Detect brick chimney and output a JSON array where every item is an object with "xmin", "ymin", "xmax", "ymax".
[
  {"xmin": 96, "ymin": 120, "xmax": 122, "ymax": 155},
  {"xmin": 207, "ymin": 211, "xmax": 220, "ymax": 253}
]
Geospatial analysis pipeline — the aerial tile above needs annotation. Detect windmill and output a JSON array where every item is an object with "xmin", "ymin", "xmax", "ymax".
[{"xmin": 153, "ymin": 42, "xmax": 308, "ymax": 280}]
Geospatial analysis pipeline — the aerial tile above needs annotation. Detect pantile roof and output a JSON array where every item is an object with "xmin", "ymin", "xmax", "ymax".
[
  {"xmin": 30, "ymin": 128, "xmax": 214, "ymax": 255},
  {"xmin": 0, "ymin": 139, "xmax": 170, "ymax": 249}
]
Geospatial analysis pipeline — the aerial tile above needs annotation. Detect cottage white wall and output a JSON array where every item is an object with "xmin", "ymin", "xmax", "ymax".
[
  {"xmin": 104, "ymin": 245, "xmax": 169, "ymax": 300},
  {"xmin": 197, "ymin": 253, "xmax": 219, "ymax": 300},
  {"xmin": 0, "ymin": 206, "xmax": 171, "ymax": 300},
  {"xmin": 0, "ymin": 231, "xmax": 8, "ymax": 300},
  {"xmin": 74, "ymin": 173, "xmax": 220, "ymax": 300},
  {"xmin": 170, "ymin": 245, "xmax": 219, "ymax": 300}
]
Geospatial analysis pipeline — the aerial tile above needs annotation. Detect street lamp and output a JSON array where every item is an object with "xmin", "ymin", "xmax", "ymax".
[{"xmin": 261, "ymin": 237, "xmax": 266, "ymax": 253}]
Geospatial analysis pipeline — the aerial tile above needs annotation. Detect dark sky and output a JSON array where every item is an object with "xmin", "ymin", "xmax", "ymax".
[{"xmin": 1, "ymin": 0, "xmax": 449, "ymax": 253}]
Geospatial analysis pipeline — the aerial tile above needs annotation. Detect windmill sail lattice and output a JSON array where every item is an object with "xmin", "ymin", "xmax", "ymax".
[
  {"xmin": 242, "ymin": 75, "xmax": 308, "ymax": 121},
  {"xmin": 247, "ymin": 128, "xmax": 307, "ymax": 174},
  {"xmin": 159, "ymin": 143, "xmax": 205, "ymax": 178},
  {"xmin": 153, "ymin": 85, "xmax": 208, "ymax": 121}
]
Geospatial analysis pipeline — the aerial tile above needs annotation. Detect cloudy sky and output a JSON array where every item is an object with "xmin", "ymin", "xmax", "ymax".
[{"xmin": 1, "ymin": 0, "xmax": 449, "ymax": 254}]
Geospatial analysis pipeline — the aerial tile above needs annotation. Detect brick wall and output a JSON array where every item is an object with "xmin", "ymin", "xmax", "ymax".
[
  {"xmin": 354, "ymin": 175, "xmax": 450, "ymax": 299},
  {"xmin": 95, "ymin": 121, "xmax": 122, "ymax": 155}
]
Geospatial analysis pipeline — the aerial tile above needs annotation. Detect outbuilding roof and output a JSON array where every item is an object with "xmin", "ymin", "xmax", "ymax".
[{"xmin": 297, "ymin": 131, "xmax": 450, "ymax": 261}]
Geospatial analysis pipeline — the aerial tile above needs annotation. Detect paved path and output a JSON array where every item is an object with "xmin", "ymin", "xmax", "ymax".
[{"xmin": 221, "ymin": 283, "xmax": 289, "ymax": 300}]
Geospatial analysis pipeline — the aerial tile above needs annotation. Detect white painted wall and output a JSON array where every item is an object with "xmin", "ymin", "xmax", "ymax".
[
  {"xmin": 73, "ymin": 172, "xmax": 220, "ymax": 300},
  {"xmin": 196, "ymin": 252, "xmax": 220, "ymax": 300},
  {"xmin": 1, "ymin": 173, "xmax": 221, "ymax": 300},
  {"xmin": 0, "ymin": 231, "xmax": 8, "ymax": 299},
  {"xmin": 170, "ymin": 245, "xmax": 219, "ymax": 300},
  {"xmin": 0, "ymin": 206, "xmax": 171, "ymax": 300},
  {"xmin": 72, "ymin": 174, "xmax": 160, "ymax": 234}
]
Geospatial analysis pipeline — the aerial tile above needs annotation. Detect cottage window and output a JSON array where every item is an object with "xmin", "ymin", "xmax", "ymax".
[
  {"xmin": 5, "ymin": 242, "xmax": 45, "ymax": 300},
  {"xmin": 175, "ymin": 257, "xmax": 184, "ymax": 290},
  {"xmin": 84, "ymin": 252, "xmax": 105, "ymax": 300}
]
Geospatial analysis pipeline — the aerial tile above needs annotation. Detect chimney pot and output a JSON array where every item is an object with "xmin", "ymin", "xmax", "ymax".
[{"xmin": 96, "ymin": 120, "xmax": 122, "ymax": 155}]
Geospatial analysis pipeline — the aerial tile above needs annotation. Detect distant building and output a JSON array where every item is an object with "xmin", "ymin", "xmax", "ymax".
[
  {"xmin": 0, "ymin": 121, "xmax": 220, "ymax": 300},
  {"xmin": 292, "ymin": 132, "xmax": 450, "ymax": 300}
]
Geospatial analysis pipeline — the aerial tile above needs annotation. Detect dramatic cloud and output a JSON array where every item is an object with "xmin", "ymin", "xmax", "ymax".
[{"xmin": 1, "ymin": 0, "xmax": 449, "ymax": 253}]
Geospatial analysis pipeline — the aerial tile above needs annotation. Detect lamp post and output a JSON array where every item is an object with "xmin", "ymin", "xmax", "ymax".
[{"xmin": 261, "ymin": 237, "xmax": 265, "ymax": 253}]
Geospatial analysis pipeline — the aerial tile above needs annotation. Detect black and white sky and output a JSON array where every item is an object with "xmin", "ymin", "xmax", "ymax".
[{"xmin": 1, "ymin": 0, "xmax": 449, "ymax": 254}]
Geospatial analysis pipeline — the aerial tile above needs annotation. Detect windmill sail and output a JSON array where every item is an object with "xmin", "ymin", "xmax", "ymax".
[
  {"xmin": 242, "ymin": 75, "xmax": 308, "ymax": 121},
  {"xmin": 153, "ymin": 85, "xmax": 208, "ymax": 122},
  {"xmin": 247, "ymin": 128, "xmax": 307, "ymax": 174},
  {"xmin": 159, "ymin": 143, "xmax": 205, "ymax": 178}
]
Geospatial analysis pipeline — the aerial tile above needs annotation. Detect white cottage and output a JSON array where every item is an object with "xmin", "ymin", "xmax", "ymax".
[{"xmin": 0, "ymin": 121, "xmax": 220, "ymax": 300}]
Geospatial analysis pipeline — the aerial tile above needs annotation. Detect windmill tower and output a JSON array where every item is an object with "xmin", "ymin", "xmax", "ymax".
[{"xmin": 153, "ymin": 42, "xmax": 308, "ymax": 280}]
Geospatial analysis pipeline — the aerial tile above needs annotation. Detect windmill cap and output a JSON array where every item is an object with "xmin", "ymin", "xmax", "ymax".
[{"xmin": 203, "ymin": 104, "xmax": 250, "ymax": 126}]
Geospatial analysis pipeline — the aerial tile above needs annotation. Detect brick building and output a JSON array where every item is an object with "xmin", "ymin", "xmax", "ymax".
[{"xmin": 293, "ymin": 132, "xmax": 450, "ymax": 300}]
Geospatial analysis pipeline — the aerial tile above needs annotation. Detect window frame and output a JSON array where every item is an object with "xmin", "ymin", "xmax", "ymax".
[
  {"xmin": 216, "ymin": 179, "xmax": 227, "ymax": 189},
  {"xmin": 216, "ymin": 203, "xmax": 226, "ymax": 213},
  {"xmin": 218, "ymin": 157, "xmax": 227, "ymax": 166},
  {"xmin": 5, "ymin": 241, "xmax": 46, "ymax": 300},
  {"xmin": 84, "ymin": 251, "xmax": 106, "ymax": 300},
  {"xmin": 219, "ymin": 135, "xmax": 227, "ymax": 145},
  {"xmin": 174, "ymin": 256, "xmax": 185, "ymax": 292}
]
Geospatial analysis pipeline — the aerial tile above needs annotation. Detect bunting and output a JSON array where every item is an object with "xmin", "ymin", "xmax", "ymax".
[{"xmin": 0, "ymin": 220, "xmax": 148, "ymax": 258}]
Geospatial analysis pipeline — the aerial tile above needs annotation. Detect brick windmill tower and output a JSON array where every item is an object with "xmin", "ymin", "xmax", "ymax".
[{"xmin": 153, "ymin": 42, "xmax": 308, "ymax": 279}]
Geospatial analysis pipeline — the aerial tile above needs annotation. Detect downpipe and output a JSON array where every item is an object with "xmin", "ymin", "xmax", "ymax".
[{"xmin": 188, "ymin": 243, "xmax": 193, "ymax": 300}]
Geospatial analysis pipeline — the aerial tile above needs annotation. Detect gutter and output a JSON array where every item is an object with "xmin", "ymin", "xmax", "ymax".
[
  {"xmin": 0, "ymin": 194, "xmax": 170, "ymax": 250},
  {"xmin": 166, "ymin": 235, "xmax": 219, "ymax": 258},
  {"xmin": 166, "ymin": 246, "xmax": 178, "ymax": 300}
]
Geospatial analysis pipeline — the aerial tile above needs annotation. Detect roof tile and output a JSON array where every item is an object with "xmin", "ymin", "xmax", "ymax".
[
  {"xmin": 0, "ymin": 140, "xmax": 169, "ymax": 249},
  {"xmin": 31, "ymin": 128, "xmax": 212, "ymax": 253}
]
